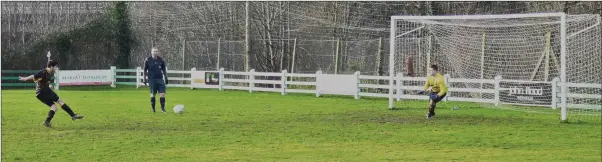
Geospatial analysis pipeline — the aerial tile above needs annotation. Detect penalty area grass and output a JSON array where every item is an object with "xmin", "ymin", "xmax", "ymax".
[{"xmin": 1, "ymin": 87, "xmax": 600, "ymax": 161}]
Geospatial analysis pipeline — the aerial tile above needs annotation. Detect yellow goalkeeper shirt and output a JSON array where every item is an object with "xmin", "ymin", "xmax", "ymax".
[{"xmin": 424, "ymin": 73, "xmax": 448, "ymax": 96}]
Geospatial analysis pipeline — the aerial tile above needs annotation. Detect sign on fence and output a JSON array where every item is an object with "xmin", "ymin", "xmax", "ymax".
[
  {"xmin": 318, "ymin": 74, "xmax": 356, "ymax": 95},
  {"xmin": 191, "ymin": 71, "xmax": 220, "ymax": 88},
  {"xmin": 499, "ymin": 82, "xmax": 553, "ymax": 106},
  {"xmin": 59, "ymin": 70, "xmax": 113, "ymax": 86}
]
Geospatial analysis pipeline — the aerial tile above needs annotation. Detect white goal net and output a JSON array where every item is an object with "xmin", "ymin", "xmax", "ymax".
[{"xmin": 389, "ymin": 13, "xmax": 601, "ymax": 122}]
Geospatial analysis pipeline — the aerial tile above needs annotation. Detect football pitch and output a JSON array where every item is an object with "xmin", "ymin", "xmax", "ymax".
[{"xmin": 2, "ymin": 87, "xmax": 600, "ymax": 161}]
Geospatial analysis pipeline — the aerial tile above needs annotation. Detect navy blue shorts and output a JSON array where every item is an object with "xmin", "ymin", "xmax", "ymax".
[
  {"xmin": 36, "ymin": 90, "xmax": 60, "ymax": 107},
  {"xmin": 149, "ymin": 78, "xmax": 166, "ymax": 94},
  {"xmin": 430, "ymin": 92, "xmax": 447, "ymax": 103}
]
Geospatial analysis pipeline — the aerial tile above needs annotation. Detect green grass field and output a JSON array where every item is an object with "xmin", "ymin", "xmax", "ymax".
[{"xmin": 2, "ymin": 87, "xmax": 600, "ymax": 161}]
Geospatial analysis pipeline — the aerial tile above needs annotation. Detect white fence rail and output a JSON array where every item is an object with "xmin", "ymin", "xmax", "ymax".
[{"xmin": 53, "ymin": 66, "xmax": 599, "ymax": 116}]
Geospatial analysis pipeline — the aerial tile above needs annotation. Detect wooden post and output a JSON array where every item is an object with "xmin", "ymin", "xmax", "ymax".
[
  {"xmin": 376, "ymin": 37, "xmax": 384, "ymax": 93},
  {"xmin": 280, "ymin": 39, "xmax": 285, "ymax": 71},
  {"xmin": 110, "ymin": 66, "xmax": 116, "ymax": 88},
  {"xmin": 219, "ymin": 68, "xmax": 224, "ymax": 91},
  {"xmin": 376, "ymin": 37, "xmax": 383, "ymax": 76},
  {"xmin": 354, "ymin": 71, "xmax": 360, "ymax": 100},
  {"xmin": 291, "ymin": 38, "xmax": 297, "ymax": 81},
  {"xmin": 494, "ymin": 75, "xmax": 502, "ymax": 106},
  {"xmin": 315, "ymin": 70, "xmax": 322, "ymax": 97},
  {"xmin": 181, "ymin": 37, "xmax": 186, "ymax": 71},
  {"xmin": 217, "ymin": 38, "xmax": 221, "ymax": 70},
  {"xmin": 190, "ymin": 68, "xmax": 196, "ymax": 90},
  {"xmin": 181, "ymin": 37, "xmax": 186, "ymax": 84},
  {"xmin": 136, "ymin": 67, "xmax": 142, "ymax": 89},
  {"xmin": 281, "ymin": 70, "xmax": 287, "ymax": 95},
  {"xmin": 244, "ymin": 1, "xmax": 250, "ymax": 72},
  {"xmin": 334, "ymin": 39, "xmax": 340, "ymax": 74},
  {"xmin": 249, "ymin": 69, "xmax": 255, "ymax": 93}
]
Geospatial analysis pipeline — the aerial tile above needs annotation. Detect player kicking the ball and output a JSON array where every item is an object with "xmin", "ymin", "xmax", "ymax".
[
  {"xmin": 418, "ymin": 65, "xmax": 448, "ymax": 119},
  {"xmin": 143, "ymin": 47, "xmax": 168, "ymax": 113},
  {"xmin": 19, "ymin": 60, "xmax": 84, "ymax": 127}
]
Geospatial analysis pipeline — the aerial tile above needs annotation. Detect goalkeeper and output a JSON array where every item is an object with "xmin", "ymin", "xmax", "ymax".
[{"xmin": 418, "ymin": 65, "xmax": 448, "ymax": 119}]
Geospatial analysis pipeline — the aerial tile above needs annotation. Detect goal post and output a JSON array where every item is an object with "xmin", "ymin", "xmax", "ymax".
[
  {"xmin": 559, "ymin": 14, "xmax": 567, "ymax": 121},
  {"xmin": 388, "ymin": 16, "xmax": 396, "ymax": 109},
  {"xmin": 389, "ymin": 13, "xmax": 601, "ymax": 122}
]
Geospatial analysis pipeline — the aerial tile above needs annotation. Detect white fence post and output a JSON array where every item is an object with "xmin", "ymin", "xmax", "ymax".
[
  {"xmin": 281, "ymin": 70, "xmax": 287, "ymax": 95},
  {"xmin": 444, "ymin": 74, "xmax": 451, "ymax": 101},
  {"xmin": 551, "ymin": 77, "xmax": 559, "ymax": 109},
  {"xmin": 136, "ymin": 67, "xmax": 142, "ymax": 89},
  {"xmin": 396, "ymin": 73, "xmax": 403, "ymax": 101},
  {"xmin": 110, "ymin": 66, "xmax": 116, "ymax": 88},
  {"xmin": 249, "ymin": 69, "xmax": 255, "ymax": 93},
  {"xmin": 561, "ymin": 81, "xmax": 567, "ymax": 122},
  {"xmin": 315, "ymin": 70, "xmax": 322, "ymax": 97},
  {"xmin": 354, "ymin": 71, "xmax": 360, "ymax": 100},
  {"xmin": 190, "ymin": 68, "xmax": 196, "ymax": 90},
  {"xmin": 219, "ymin": 68, "xmax": 224, "ymax": 91},
  {"xmin": 494, "ymin": 75, "xmax": 502, "ymax": 106},
  {"xmin": 54, "ymin": 67, "xmax": 60, "ymax": 91}
]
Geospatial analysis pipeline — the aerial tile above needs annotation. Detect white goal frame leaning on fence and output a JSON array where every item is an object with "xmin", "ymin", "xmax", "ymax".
[{"xmin": 389, "ymin": 13, "xmax": 573, "ymax": 121}]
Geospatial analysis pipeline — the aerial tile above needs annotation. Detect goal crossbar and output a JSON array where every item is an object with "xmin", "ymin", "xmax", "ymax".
[
  {"xmin": 391, "ymin": 12, "xmax": 565, "ymax": 20},
  {"xmin": 405, "ymin": 20, "xmax": 562, "ymax": 28}
]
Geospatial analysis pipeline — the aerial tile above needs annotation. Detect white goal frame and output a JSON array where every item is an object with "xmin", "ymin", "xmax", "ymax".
[{"xmin": 389, "ymin": 13, "xmax": 569, "ymax": 121}]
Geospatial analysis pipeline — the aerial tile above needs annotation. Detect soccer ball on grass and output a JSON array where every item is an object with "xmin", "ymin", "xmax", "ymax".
[{"xmin": 173, "ymin": 104, "xmax": 185, "ymax": 114}]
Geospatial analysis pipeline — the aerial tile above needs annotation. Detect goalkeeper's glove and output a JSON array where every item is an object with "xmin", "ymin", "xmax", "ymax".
[
  {"xmin": 164, "ymin": 77, "xmax": 169, "ymax": 85},
  {"xmin": 429, "ymin": 93, "xmax": 439, "ymax": 100},
  {"xmin": 143, "ymin": 79, "xmax": 147, "ymax": 86},
  {"xmin": 417, "ymin": 90, "xmax": 426, "ymax": 95}
]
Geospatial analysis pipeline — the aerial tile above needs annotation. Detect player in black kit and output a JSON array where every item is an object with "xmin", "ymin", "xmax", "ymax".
[{"xmin": 19, "ymin": 60, "xmax": 84, "ymax": 128}]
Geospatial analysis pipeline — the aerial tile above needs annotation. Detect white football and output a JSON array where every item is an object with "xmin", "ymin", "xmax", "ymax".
[{"xmin": 173, "ymin": 104, "xmax": 185, "ymax": 114}]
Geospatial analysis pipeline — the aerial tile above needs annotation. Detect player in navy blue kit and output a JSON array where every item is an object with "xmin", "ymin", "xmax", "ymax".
[
  {"xmin": 19, "ymin": 60, "xmax": 84, "ymax": 128},
  {"xmin": 143, "ymin": 47, "xmax": 169, "ymax": 113}
]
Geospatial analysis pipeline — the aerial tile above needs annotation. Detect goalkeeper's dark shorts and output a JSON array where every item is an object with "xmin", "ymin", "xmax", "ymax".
[
  {"xmin": 429, "ymin": 92, "xmax": 447, "ymax": 103},
  {"xmin": 36, "ymin": 90, "xmax": 60, "ymax": 107},
  {"xmin": 148, "ymin": 78, "xmax": 166, "ymax": 95}
]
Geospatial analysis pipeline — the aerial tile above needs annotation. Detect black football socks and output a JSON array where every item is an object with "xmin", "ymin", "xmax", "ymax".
[
  {"xmin": 61, "ymin": 104, "xmax": 76, "ymax": 117},
  {"xmin": 45, "ymin": 110, "xmax": 56, "ymax": 123},
  {"xmin": 160, "ymin": 97, "xmax": 166, "ymax": 112},
  {"xmin": 151, "ymin": 97, "xmax": 156, "ymax": 112}
]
